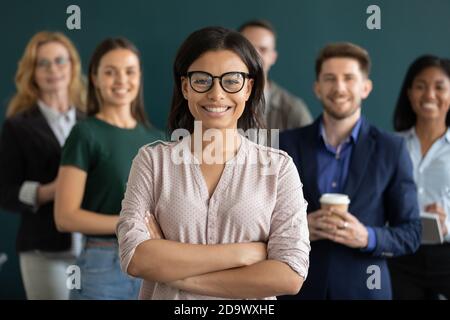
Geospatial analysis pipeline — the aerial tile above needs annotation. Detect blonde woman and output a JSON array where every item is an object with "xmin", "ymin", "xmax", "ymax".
[{"xmin": 0, "ymin": 31, "xmax": 86, "ymax": 299}]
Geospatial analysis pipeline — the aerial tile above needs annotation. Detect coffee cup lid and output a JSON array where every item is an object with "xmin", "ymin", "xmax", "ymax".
[{"xmin": 319, "ymin": 193, "xmax": 350, "ymax": 205}]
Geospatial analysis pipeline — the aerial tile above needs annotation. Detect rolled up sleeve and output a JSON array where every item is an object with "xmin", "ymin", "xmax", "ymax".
[
  {"xmin": 117, "ymin": 146, "xmax": 154, "ymax": 274},
  {"xmin": 267, "ymin": 158, "xmax": 310, "ymax": 279}
]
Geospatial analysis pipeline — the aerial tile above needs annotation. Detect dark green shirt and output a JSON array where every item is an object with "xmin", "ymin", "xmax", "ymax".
[{"xmin": 61, "ymin": 117, "xmax": 165, "ymax": 218}]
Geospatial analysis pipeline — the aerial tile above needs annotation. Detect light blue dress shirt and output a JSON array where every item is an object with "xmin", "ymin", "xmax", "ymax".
[{"xmin": 400, "ymin": 127, "xmax": 450, "ymax": 242}]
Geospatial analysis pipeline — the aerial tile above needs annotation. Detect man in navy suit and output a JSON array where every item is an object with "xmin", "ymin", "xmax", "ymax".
[{"xmin": 279, "ymin": 42, "xmax": 421, "ymax": 299}]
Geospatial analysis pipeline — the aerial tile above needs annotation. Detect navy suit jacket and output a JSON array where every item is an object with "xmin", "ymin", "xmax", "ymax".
[{"xmin": 279, "ymin": 116, "xmax": 421, "ymax": 299}]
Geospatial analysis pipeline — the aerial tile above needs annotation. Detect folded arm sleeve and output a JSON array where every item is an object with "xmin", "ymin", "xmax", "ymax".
[
  {"xmin": 267, "ymin": 156, "xmax": 311, "ymax": 279},
  {"xmin": 116, "ymin": 146, "xmax": 154, "ymax": 273}
]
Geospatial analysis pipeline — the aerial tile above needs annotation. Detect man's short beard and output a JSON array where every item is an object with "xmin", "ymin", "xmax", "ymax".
[{"xmin": 322, "ymin": 103, "xmax": 360, "ymax": 120}]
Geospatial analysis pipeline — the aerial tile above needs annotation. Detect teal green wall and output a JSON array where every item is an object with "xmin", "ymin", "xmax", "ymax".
[{"xmin": 1, "ymin": 0, "xmax": 450, "ymax": 298}]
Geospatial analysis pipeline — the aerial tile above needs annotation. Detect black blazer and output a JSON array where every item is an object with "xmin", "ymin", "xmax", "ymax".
[{"xmin": 0, "ymin": 105, "xmax": 83, "ymax": 252}]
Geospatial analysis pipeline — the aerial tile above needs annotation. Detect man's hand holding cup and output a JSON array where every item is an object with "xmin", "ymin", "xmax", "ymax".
[{"xmin": 308, "ymin": 193, "xmax": 369, "ymax": 248}]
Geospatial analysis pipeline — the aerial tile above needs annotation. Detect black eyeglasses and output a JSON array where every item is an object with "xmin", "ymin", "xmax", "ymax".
[{"xmin": 187, "ymin": 71, "xmax": 251, "ymax": 93}]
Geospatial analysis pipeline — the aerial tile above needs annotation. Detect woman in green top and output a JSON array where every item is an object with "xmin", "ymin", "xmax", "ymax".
[{"xmin": 54, "ymin": 38, "xmax": 164, "ymax": 300}]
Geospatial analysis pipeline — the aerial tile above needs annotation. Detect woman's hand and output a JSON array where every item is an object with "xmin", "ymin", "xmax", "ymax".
[
  {"xmin": 145, "ymin": 212, "xmax": 164, "ymax": 239},
  {"xmin": 37, "ymin": 180, "xmax": 57, "ymax": 205},
  {"xmin": 239, "ymin": 242, "xmax": 267, "ymax": 266}
]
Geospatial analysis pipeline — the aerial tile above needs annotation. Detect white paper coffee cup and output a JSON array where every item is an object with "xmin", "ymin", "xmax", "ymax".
[{"xmin": 320, "ymin": 193, "xmax": 350, "ymax": 214}]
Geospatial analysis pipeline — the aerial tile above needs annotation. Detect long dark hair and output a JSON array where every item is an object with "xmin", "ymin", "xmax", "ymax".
[
  {"xmin": 393, "ymin": 55, "xmax": 450, "ymax": 131},
  {"xmin": 168, "ymin": 26, "xmax": 265, "ymax": 133},
  {"xmin": 87, "ymin": 37, "xmax": 150, "ymax": 126}
]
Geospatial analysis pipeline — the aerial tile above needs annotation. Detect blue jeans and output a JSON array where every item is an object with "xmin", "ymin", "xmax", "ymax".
[{"xmin": 69, "ymin": 238, "xmax": 141, "ymax": 300}]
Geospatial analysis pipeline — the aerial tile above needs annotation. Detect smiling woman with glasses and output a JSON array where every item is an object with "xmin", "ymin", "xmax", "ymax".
[{"xmin": 117, "ymin": 26, "xmax": 310, "ymax": 300}]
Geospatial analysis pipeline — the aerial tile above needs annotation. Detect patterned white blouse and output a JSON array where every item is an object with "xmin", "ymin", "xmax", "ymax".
[{"xmin": 117, "ymin": 135, "xmax": 310, "ymax": 299}]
